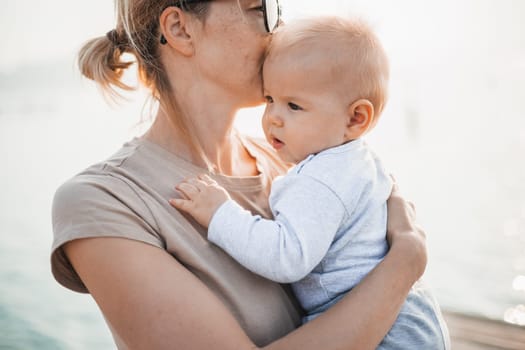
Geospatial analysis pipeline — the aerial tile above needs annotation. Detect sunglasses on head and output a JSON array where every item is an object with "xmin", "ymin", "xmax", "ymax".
[{"xmin": 166, "ymin": 0, "xmax": 281, "ymax": 34}]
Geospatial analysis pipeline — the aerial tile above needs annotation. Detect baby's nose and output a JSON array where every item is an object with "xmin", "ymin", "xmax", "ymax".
[{"xmin": 268, "ymin": 112, "xmax": 284, "ymax": 127}]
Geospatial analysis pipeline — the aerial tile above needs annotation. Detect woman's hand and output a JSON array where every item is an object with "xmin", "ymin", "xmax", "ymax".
[{"xmin": 386, "ymin": 180, "xmax": 427, "ymax": 281}]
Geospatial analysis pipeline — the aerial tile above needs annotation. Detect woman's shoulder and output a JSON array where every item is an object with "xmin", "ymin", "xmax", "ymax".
[
  {"xmin": 51, "ymin": 139, "xmax": 166, "ymax": 292},
  {"xmin": 51, "ymin": 173, "xmax": 163, "ymax": 293},
  {"xmin": 52, "ymin": 136, "xmax": 190, "ymax": 208},
  {"xmin": 52, "ymin": 139, "xmax": 149, "ymax": 212}
]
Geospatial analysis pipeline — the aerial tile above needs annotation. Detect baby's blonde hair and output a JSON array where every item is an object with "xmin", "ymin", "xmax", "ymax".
[{"xmin": 268, "ymin": 16, "xmax": 390, "ymax": 117}]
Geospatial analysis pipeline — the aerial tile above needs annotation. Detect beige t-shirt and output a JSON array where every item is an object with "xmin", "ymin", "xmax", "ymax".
[{"xmin": 51, "ymin": 136, "xmax": 303, "ymax": 348}]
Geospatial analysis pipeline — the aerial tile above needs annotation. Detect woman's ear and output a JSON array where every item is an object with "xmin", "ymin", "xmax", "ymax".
[
  {"xmin": 345, "ymin": 99, "xmax": 375, "ymax": 140},
  {"xmin": 159, "ymin": 6, "xmax": 195, "ymax": 56}
]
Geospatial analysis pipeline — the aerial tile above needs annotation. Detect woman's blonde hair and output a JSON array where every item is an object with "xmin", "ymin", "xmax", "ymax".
[{"xmin": 78, "ymin": 0, "xmax": 212, "ymax": 167}]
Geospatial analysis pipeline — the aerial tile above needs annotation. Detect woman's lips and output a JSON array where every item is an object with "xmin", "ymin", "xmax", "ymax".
[{"xmin": 270, "ymin": 137, "xmax": 284, "ymax": 150}]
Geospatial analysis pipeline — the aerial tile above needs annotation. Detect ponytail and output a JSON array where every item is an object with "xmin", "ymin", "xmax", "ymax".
[
  {"xmin": 77, "ymin": 0, "xmax": 217, "ymax": 171},
  {"xmin": 77, "ymin": 30, "xmax": 135, "ymax": 98}
]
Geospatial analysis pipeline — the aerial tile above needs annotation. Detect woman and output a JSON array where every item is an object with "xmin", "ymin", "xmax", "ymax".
[{"xmin": 51, "ymin": 1, "xmax": 427, "ymax": 349}]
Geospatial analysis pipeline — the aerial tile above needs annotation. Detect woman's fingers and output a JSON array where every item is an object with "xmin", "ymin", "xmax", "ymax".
[
  {"xmin": 389, "ymin": 173, "xmax": 397, "ymax": 184},
  {"xmin": 407, "ymin": 200, "xmax": 416, "ymax": 214},
  {"xmin": 415, "ymin": 223, "xmax": 427, "ymax": 239},
  {"xmin": 389, "ymin": 177, "xmax": 401, "ymax": 198},
  {"xmin": 388, "ymin": 178, "xmax": 416, "ymax": 218}
]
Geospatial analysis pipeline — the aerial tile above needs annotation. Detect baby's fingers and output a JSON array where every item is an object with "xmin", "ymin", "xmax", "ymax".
[
  {"xmin": 169, "ymin": 198, "xmax": 192, "ymax": 213},
  {"xmin": 198, "ymin": 174, "xmax": 217, "ymax": 185},
  {"xmin": 176, "ymin": 182, "xmax": 200, "ymax": 199},
  {"xmin": 186, "ymin": 177, "xmax": 210, "ymax": 192}
]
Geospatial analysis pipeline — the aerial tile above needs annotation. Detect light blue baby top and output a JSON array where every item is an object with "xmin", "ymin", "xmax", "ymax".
[{"xmin": 209, "ymin": 138, "xmax": 450, "ymax": 349}]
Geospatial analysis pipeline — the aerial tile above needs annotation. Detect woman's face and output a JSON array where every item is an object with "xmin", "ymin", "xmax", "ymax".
[{"xmin": 192, "ymin": 0, "xmax": 272, "ymax": 107}]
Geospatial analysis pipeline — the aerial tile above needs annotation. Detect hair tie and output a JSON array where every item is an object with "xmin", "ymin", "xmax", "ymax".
[{"xmin": 106, "ymin": 29, "xmax": 125, "ymax": 49}]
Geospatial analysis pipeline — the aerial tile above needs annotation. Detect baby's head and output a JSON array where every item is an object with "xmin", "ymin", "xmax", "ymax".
[{"xmin": 262, "ymin": 16, "xmax": 389, "ymax": 164}]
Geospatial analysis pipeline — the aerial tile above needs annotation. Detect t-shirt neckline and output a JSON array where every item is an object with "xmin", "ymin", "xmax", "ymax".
[{"xmin": 132, "ymin": 135, "xmax": 267, "ymax": 192}]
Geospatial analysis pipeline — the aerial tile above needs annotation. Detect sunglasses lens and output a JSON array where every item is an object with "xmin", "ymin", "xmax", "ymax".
[{"xmin": 265, "ymin": 0, "xmax": 280, "ymax": 32}]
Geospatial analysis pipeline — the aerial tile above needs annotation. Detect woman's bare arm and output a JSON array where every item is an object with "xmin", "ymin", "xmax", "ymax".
[
  {"xmin": 65, "ymin": 237, "xmax": 256, "ymax": 349},
  {"xmin": 65, "ymin": 184, "xmax": 425, "ymax": 350}
]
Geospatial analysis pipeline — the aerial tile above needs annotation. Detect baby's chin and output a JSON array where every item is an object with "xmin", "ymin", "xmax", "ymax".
[
  {"xmin": 281, "ymin": 158, "xmax": 298, "ymax": 167},
  {"xmin": 277, "ymin": 153, "xmax": 300, "ymax": 166}
]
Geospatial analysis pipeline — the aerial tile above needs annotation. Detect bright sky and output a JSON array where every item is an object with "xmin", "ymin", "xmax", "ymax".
[
  {"xmin": 0, "ymin": 0, "xmax": 508, "ymax": 71},
  {"xmin": 1, "ymin": 0, "xmax": 523, "ymax": 73},
  {"xmin": 1, "ymin": 1, "xmax": 114, "ymax": 71}
]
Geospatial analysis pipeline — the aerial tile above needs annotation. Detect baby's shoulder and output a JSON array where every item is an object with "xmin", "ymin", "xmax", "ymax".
[
  {"xmin": 293, "ymin": 143, "xmax": 388, "ymax": 201},
  {"xmin": 297, "ymin": 147, "xmax": 373, "ymax": 182}
]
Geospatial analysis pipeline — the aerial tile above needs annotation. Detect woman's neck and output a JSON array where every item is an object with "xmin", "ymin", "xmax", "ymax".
[{"xmin": 143, "ymin": 106, "xmax": 258, "ymax": 176}]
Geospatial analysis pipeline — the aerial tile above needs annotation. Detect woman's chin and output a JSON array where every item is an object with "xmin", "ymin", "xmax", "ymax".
[
  {"xmin": 240, "ymin": 90, "xmax": 266, "ymax": 108},
  {"xmin": 244, "ymin": 98, "xmax": 266, "ymax": 108}
]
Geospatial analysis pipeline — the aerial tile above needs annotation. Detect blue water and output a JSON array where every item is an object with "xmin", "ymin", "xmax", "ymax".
[{"xmin": 2, "ymin": 1, "xmax": 525, "ymax": 348}]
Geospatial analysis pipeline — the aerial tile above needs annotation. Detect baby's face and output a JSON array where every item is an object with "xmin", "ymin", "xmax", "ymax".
[{"xmin": 262, "ymin": 50, "xmax": 350, "ymax": 164}]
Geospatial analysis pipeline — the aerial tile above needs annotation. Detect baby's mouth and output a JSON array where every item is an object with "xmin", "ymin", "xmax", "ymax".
[{"xmin": 270, "ymin": 137, "xmax": 284, "ymax": 150}]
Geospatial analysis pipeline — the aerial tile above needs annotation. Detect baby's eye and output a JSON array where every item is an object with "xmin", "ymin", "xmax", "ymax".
[
  {"xmin": 265, "ymin": 95, "xmax": 274, "ymax": 103},
  {"xmin": 288, "ymin": 102, "xmax": 302, "ymax": 111}
]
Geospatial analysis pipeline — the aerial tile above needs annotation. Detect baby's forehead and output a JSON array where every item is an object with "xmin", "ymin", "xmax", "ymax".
[
  {"xmin": 263, "ymin": 50, "xmax": 360, "ymax": 101},
  {"xmin": 265, "ymin": 40, "xmax": 359, "ymax": 82},
  {"xmin": 269, "ymin": 31, "xmax": 350, "ymax": 57},
  {"xmin": 266, "ymin": 28, "xmax": 366, "ymax": 76},
  {"xmin": 265, "ymin": 16, "xmax": 383, "ymax": 69}
]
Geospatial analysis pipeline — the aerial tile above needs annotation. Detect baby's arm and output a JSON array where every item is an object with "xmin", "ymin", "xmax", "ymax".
[{"xmin": 171, "ymin": 174, "xmax": 347, "ymax": 283}]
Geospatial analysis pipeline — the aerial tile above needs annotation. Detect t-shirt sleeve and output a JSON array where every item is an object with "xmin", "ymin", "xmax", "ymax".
[{"xmin": 51, "ymin": 174, "xmax": 163, "ymax": 293}]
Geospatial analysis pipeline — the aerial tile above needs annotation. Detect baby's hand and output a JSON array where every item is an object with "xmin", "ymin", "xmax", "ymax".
[{"xmin": 169, "ymin": 174, "xmax": 231, "ymax": 228}]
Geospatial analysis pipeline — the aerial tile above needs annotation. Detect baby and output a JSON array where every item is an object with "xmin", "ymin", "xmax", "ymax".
[{"xmin": 170, "ymin": 17, "xmax": 450, "ymax": 349}]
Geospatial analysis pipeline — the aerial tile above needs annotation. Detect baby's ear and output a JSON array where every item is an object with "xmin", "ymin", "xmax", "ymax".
[{"xmin": 345, "ymin": 99, "xmax": 375, "ymax": 140}]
